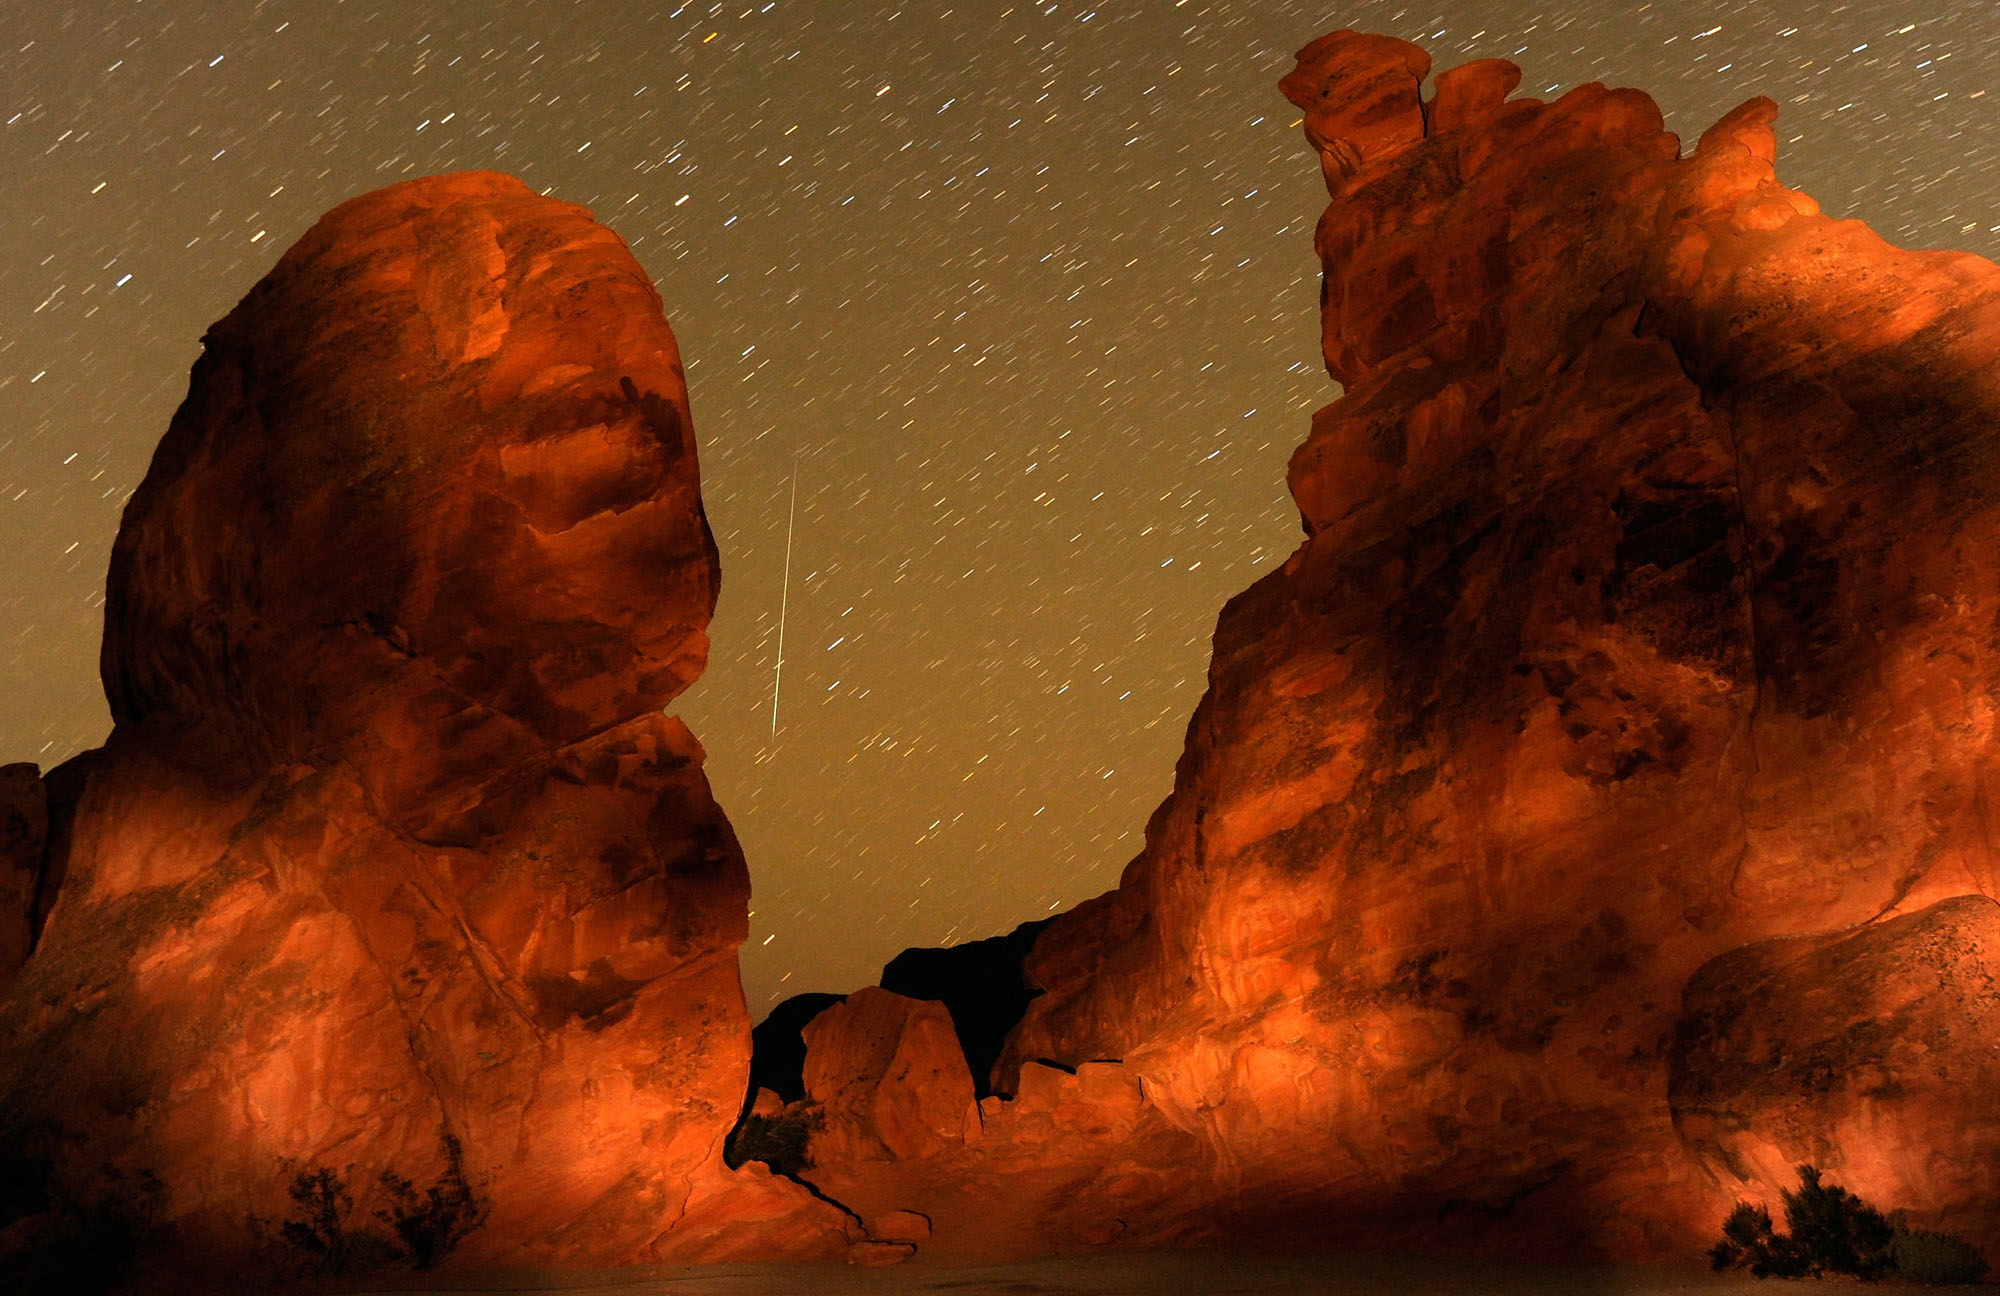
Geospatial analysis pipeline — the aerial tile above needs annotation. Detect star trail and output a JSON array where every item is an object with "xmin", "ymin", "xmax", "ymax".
[{"xmin": 2, "ymin": 1, "xmax": 1996, "ymax": 1008}]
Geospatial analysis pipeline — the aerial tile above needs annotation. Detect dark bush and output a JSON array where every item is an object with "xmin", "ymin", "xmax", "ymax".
[
  {"xmin": 1782, "ymin": 1163, "xmax": 1895, "ymax": 1279},
  {"xmin": 373, "ymin": 1133, "xmax": 488, "ymax": 1269},
  {"xmin": 262, "ymin": 1132, "xmax": 488, "ymax": 1275},
  {"xmin": 1710, "ymin": 1201, "xmax": 1805, "ymax": 1278},
  {"xmin": 1711, "ymin": 1164, "xmax": 1985, "ymax": 1286},
  {"xmin": 273, "ymin": 1165, "xmax": 397, "ymax": 1274},
  {"xmin": 725, "ymin": 1106, "xmax": 822, "ymax": 1178},
  {"xmin": 1891, "ymin": 1227, "xmax": 1989, "ymax": 1287}
]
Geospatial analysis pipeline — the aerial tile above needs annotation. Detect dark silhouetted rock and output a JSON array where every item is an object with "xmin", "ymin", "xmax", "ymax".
[
  {"xmin": 748, "ymin": 992, "xmax": 846, "ymax": 1105},
  {"xmin": 880, "ymin": 918, "xmax": 1050, "ymax": 1097},
  {"xmin": 0, "ymin": 763, "xmax": 44, "ymax": 988}
]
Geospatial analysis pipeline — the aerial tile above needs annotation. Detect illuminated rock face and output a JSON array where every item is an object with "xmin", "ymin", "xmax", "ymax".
[
  {"xmin": 1001, "ymin": 30, "xmax": 2000, "ymax": 1261},
  {"xmin": 800, "ymin": 988, "xmax": 979, "ymax": 1163},
  {"xmin": 0, "ymin": 172, "xmax": 829, "ymax": 1272},
  {"xmin": 1671, "ymin": 894, "xmax": 2000, "ymax": 1247}
]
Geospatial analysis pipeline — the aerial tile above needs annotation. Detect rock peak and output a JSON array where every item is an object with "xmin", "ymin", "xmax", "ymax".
[
  {"xmin": 989, "ymin": 31, "xmax": 2000, "ymax": 1264},
  {"xmin": 103, "ymin": 170, "xmax": 719, "ymax": 822},
  {"xmin": 0, "ymin": 173, "xmax": 850, "ymax": 1280},
  {"xmin": 1279, "ymin": 31, "xmax": 1431, "ymax": 187}
]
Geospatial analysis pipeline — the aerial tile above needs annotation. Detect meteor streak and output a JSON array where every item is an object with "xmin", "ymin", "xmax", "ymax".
[{"xmin": 770, "ymin": 451, "xmax": 798, "ymax": 742}]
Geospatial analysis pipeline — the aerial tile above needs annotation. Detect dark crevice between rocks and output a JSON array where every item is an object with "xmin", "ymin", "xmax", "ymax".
[
  {"xmin": 724, "ymin": 917, "xmax": 1054, "ymax": 1178},
  {"xmin": 745, "ymin": 992, "xmax": 845, "ymax": 1106},
  {"xmin": 789, "ymin": 1172, "xmax": 865, "ymax": 1239},
  {"xmin": 879, "ymin": 917, "xmax": 1052, "ymax": 1099}
]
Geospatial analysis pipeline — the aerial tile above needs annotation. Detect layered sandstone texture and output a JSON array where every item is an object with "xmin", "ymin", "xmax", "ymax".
[
  {"xmin": 0, "ymin": 171, "xmax": 841, "ymax": 1275},
  {"xmin": 995, "ymin": 30, "xmax": 2000, "ymax": 1261}
]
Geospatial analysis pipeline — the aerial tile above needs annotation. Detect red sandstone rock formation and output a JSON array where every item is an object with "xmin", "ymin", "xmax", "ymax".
[
  {"xmin": 986, "ymin": 29, "xmax": 2000, "ymax": 1262},
  {"xmin": 1670, "ymin": 894, "xmax": 2000, "ymax": 1248},
  {"xmin": 0, "ymin": 171, "xmax": 843, "ymax": 1280},
  {"xmin": 800, "ymin": 988, "xmax": 979, "ymax": 1164}
]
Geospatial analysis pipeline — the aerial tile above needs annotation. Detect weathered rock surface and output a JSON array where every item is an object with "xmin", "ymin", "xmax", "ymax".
[
  {"xmin": 647, "ymin": 1159, "xmax": 857, "ymax": 1264},
  {"xmin": 869, "ymin": 1208, "xmax": 932, "ymax": 1243},
  {"xmin": 0, "ymin": 170, "xmax": 838, "ymax": 1279},
  {"xmin": 1670, "ymin": 894, "xmax": 2000, "ymax": 1245},
  {"xmin": 794, "ymin": 1049, "xmax": 1206, "ymax": 1264},
  {"xmin": 801, "ymin": 988, "xmax": 978, "ymax": 1163},
  {"xmin": 846, "ymin": 1239, "xmax": 918, "ymax": 1267},
  {"xmin": 986, "ymin": 29, "xmax": 2000, "ymax": 1262}
]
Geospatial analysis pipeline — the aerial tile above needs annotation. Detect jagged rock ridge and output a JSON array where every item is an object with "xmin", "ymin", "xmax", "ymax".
[
  {"xmin": 754, "ymin": 31, "xmax": 2000, "ymax": 1265},
  {"xmin": 992, "ymin": 29, "xmax": 2000, "ymax": 1260}
]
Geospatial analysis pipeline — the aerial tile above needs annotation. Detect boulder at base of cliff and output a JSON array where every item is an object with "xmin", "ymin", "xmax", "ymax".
[
  {"xmin": 802, "ymin": 987, "xmax": 979, "ymax": 1162},
  {"xmin": 1671, "ymin": 894, "xmax": 2000, "ymax": 1245}
]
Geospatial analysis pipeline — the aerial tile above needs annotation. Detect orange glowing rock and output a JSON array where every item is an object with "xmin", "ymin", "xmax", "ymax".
[
  {"xmin": 869, "ymin": 1208, "xmax": 933, "ymax": 1242},
  {"xmin": 715, "ymin": 32, "xmax": 2000, "ymax": 1267},
  {"xmin": 984, "ymin": 28, "xmax": 2000, "ymax": 1264},
  {"xmin": 1671, "ymin": 894, "xmax": 2000, "ymax": 1244},
  {"xmin": 801, "ymin": 987, "xmax": 979, "ymax": 1163},
  {"xmin": 846, "ymin": 1239, "xmax": 918, "ymax": 1267},
  {"xmin": 0, "ymin": 171, "xmax": 842, "ymax": 1278}
]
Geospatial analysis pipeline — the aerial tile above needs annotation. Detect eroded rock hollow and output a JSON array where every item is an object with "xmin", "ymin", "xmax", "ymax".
[{"xmin": 0, "ymin": 171, "xmax": 841, "ymax": 1276}]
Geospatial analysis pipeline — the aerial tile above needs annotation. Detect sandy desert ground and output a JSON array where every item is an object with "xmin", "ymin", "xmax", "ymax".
[{"xmin": 324, "ymin": 1250, "xmax": 1984, "ymax": 1296}]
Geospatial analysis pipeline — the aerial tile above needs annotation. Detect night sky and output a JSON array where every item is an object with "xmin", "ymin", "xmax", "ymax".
[{"xmin": 4, "ymin": 1, "xmax": 1997, "ymax": 1011}]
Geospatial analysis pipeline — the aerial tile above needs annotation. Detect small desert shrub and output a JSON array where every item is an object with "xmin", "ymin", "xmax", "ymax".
[
  {"xmin": 1782, "ymin": 1163, "xmax": 1895, "ymax": 1279},
  {"xmin": 260, "ymin": 1132, "xmax": 488, "ymax": 1275},
  {"xmin": 725, "ymin": 1106, "xmax": 822, "ymax": 1177},
  {"xmin": 1891, "ymin": 1227, "xmax": 1989, "ymax": 1287},
  {"xmin": 1711, "ymin": 1164, "xmax": 1985, "ymax": 1286},
  {"xmin": 1712, "ymin": 1201, "xmax": 1806, "ymax": 1279},
  {"xmin": 373, "ymin": 1133, "xmax": 488, "ymax": 1269},
  {"xmin": 273, "ymin": 1165, "xmax": 398, "ymax": 1274}
]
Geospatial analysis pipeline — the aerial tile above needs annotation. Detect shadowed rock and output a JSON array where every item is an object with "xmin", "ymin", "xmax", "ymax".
[
  {"xmin": 0, "ymin": 763, "xmax": 45, "ymax": 989},
  {"xmin": 748, "ymin": 991, "xmax": 846, "ymax": 1105},
  {"xmin": 880, "ymin": 917, "xmax": 1050, "ymax": 1098}
]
